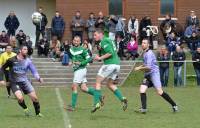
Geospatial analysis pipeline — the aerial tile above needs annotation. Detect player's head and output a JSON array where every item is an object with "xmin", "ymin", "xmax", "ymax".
[
  {"xmin": 73, "ymin": 36, "xmax": 81, "ymax": 47},
  {"xmin": 141, "ymin": 39, "xmax": 150, "ymax": 50},
  {"xmin": 94, "ymin": 29, "xmax": 104, "ymax": 41},
  {"xmin": 5, "ymin": 45, "xmax": 13, "ymax": 54},
  {"xmin": 19, "ymin": 45, "xmax": 28, "ymax": 58}
]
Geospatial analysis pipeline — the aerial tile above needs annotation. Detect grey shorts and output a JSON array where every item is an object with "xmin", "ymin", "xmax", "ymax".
[
  {"xmin": 10, "ymin": 80, "xmax": 35, "ymax": 94},
  {"xmin": 142, "ymin": 72, "xmax": 162, "ymax": 89}
]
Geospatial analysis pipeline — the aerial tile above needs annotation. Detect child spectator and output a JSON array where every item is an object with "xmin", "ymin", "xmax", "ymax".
[
  {"xmin": 38, "ymin": 36, "xmax": 49, "ymax": 57},
  {"xmin": 49, "ymin": 36, "xmax": 61, "ymax": 61},
  {"xmin": 25, "ymin": 36, "xmax": 33, "ymax": 57},
  {"xmin": 16, "ymin": 30, "xmax": 26, "ymax": 46},
  {"xmin": 166, "ymin": 32, "xmax": 180, "ymax": 56},
  {"xmin": 60, "ymin": 40, "xmax": 71, "ymax": 65},
  {"xmin": 126, "ymin": 34, "xmax": 138, "ymax": 60}
]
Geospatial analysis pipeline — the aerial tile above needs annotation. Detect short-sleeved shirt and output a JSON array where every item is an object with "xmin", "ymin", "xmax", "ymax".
[
  {"xmin": 143, "ymin": 49, "xmax": 159, "ymax": 76},
  {"xmin": 99, "ymin": 37, "xmax": 120, "ymax": 65},
  {"xmin": 0, "ymin": 52, "xmax": 16, "ymax": 70}
]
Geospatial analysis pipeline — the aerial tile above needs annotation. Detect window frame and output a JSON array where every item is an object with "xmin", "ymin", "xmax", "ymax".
[
  {"xmin": 107, "ymin": 0, "xmax": 126, "ymax": 16},
  {"xmin": 158, "ymin": 0, "xmax": 177, "ymax": 17}
]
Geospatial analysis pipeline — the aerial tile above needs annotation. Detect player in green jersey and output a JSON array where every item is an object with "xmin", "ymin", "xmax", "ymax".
[{"xmin": 91, "ymin": 29, "xmax": 128, "ymax": 113}]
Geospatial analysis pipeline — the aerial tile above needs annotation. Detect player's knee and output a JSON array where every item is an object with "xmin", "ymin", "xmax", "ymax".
[
  {"xmin": 71, "ymin": 84, "xmax": 77, "ymax": 91},
  {"xmin": 80, "ymin": 85, "xmax": 87, "ymax": 92},
  {"xmin": 139, "ymin": 85, "xmax": 147, "ymax": 93},
  {"xmin": 156, "ymin": 89, "xmax": 163, "ymax": 96},
  {"xmin": 17, "ymin": 97, "xmax": 24, "ymax": 102}
]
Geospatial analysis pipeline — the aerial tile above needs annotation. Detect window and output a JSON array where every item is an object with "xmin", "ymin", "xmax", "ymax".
[
  {"xmin": 160, "ymin": 0, "xmax": 175, "ymax": 15},
  {"xmin": 109, "ymin": 0, "xmax": 122, "ymax": 16}
]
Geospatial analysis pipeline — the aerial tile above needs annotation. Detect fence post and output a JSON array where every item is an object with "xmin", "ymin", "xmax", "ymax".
[{"xmin": 183, "ymin": 60, "xmax": 187, "ymax": 86}]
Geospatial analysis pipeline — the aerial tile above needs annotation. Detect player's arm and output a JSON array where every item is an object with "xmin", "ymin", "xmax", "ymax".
[
  {"xmin": 80, "ymin": 49, "xmax": 92, "ymax": 66},
  {"xmin": 0, "ymin": 58, "xmax": 12, "ymax": 83},
  {"xmin": 134, "ymin": 65, "xmax": 150, "ymax": 72},
  {"xmin": 28, "ymin": 61, "xmax": 43, "ymax": 83},
  {"xmin": 94, "ymin": 43, "xmax": 113, "ymax": 61}
]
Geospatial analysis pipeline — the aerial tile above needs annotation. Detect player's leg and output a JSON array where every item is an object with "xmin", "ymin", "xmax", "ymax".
[
  {"xmin": 151, "ymin": 72, "xmax": 178, "ymax": 112},
  {"xmin": 28, "ymin": 91, "xmax": 43, "ymax": 116},
  {"xmin": 139, "ymin": 84, "xmax": 148, "ymax": 113},
  {"xmin": 4, "ymin": 70, "xmax": 11, "ymax": 97},
  {"xmin": 91, "ymin": 75, "xmax": 105, "ymax": 113},
  {"xmin": 67, "ymin": 83, "xmax": 78, "ymax": 111},
  {"xmin": 107, "ymin": 79, "xmax": 128, "ymax": 111},
  {"xmin": 80, "ymin": 83, "xmax": 95, "ymax": 96}
]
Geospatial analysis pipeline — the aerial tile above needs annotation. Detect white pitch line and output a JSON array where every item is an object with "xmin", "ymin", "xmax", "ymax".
[{"xmin": 55, "ymin": 88, "xmax": 72, "ymax": 128}]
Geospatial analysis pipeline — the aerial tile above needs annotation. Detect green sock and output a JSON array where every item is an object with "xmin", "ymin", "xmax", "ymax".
[
  {"xmin": 114, "ymin": 89, "xmax": 124, "ymax": 101},
  {"xmin": 71, "ymin": 92, "xmax": 78, "ymax": 108},
  {"xmin": 94, "ymin": 90, "xmax": 101, "ymax": 105},
  {"xmin": 87, "ymin": 87, "xmax": 95, "ymax": 96}
]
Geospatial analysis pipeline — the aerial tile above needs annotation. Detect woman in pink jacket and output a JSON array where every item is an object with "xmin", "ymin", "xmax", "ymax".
[{"xmin": 127, "ymin": 34, "xmax": 139, "ymax": 60}]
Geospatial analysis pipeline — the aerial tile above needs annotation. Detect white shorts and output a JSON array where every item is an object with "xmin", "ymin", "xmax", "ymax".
[
  {"xmin": 97, "ymin": 64, "xmax": 120, "ymax": 80},
  {"xmin": 73, "ymin": 68, "xmax": 87, "ymax": 84}
]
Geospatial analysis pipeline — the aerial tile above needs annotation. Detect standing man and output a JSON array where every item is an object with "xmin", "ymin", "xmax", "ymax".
[
  {"xmin": 4, "ymin": 11, "xmax": 20, "ymax": 36},
  {"xmin": 71, "ymin": 11, "xmax": 85, "ymax": 41},
  {"xmin": 86, "ymin": 12, "xmax": 96, "ymax": 45},
  {"xmin": 51, "ymin": 11, "xmax": 65, "ymax": 41},
  {"xmin": 134, "ymin": 39, "xmax": 178, "ymax": 114},
  {"xmin": 33, "ymin": 7, "xmax": 48, "ymax": 48},
  {"xmin": 192, "ymin": 46, "xmax": 200, "ymax": 86},
  {"xmin": 185, "ymin": 10, "xmax": 199, "ymax": 28},
  {"xmin": 66, "ymin": 36, "xmax": 97, "ymax": 111},
  {"xmin": 91, "ymin": 29, "xmax": 128, "ymax": 113},
  {"xmin": 0, "ymin": 45, "xmax": 43, "ymax": 117},
  {"xmin": 0, "ymin": 45, "xmax": 16, "ymax": 98}
]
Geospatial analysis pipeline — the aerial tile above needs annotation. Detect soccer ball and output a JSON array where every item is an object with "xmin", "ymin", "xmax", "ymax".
[{"xmin": 32, "ymin": 12, "xmax": 42, "ymax": 24}]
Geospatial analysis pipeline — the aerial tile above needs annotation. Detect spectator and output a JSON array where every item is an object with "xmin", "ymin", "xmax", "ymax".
[
  {"xmin": 139, "ymin": 16, "xmax": 152, "ymax": 43},
  {"xmin": 166, "ymin": 32, "xmax": 180, "ymax": 56},
  {"xmin": 160, "ymin": 14, "xmax": 176, "ymax": 41},
  {"xmin": 9, "ymin": 36, "xmax": 19, "ymax": 53},
  {"xmin": 186, "ymin": 31, "xmax": 200, "ymax": 53},
  {"xmin": 126, "ymin": 34, "xmax": 138, "ymax": 60},
  {"xmin": 38, "ymin": 36, "xmax": 49, "ymax": 57},
  {"xmin": 49, "ymin": 36, "xmax": 61, "ymax": 61},
  {"xmin": 4, "ymin": 11, "xmax": 20, "ymax": 36},
  {"xmin": 108, "ymin": 15, "xmax": 118, "ymax": 41},
  {"xmin": 16, "ymin": 30, "xmax": 26, "ymax": 46},
  {"xmin": 115, "ymin": 16, "xmax": 126, "ymax": 39},
  {"xmin": 128, "ymin": 16, "xmax": 139, "ymax": 37},
  {"xmin": 95, "ymin": 11, "xmax": 106, "ymax": 29},
  {"xmin": 185, "ymin": 10, "xmax": 199, "ymax": 28},
  {"xmin": 51, "ymin": 11, "xmax": 65, "ymax": 41},
  {"xmin": 192, "ymin": 46, "xmax": 200, "ymax": 86},
  {"xmin": 82, "ymin": 39, "xmax": 93, "ymax": 58},
  {"xmin": 157, "ymin": 46, "xmax": 170, "ymax": 87},
  {"xmin": 71, "ymin": 11, "xmax": 85, "ymax": 41},
  {"xmin": 184, "ymin": 24, "xmax": 199, "ymax": 38},
  {"xmin": 25, "ymin": 36, "xmax": 33, "ymax": 57},
  {"xmin": 0, "ymin": 30, "xmax": 10, "ymax": 53},
  {"xmin": 172, "ymin": 46, "xmax": 186, "ymax": 87},
  {"xmin": 116, "ymin": 34, "xmax": 125, "ymax": 60},
  {"xmin": 60, "ymin": 40, "xmax": 71, "ymax": 65},
  {"xmin": 33, "ymin": 7, "xmax": 48, "ymax": 48},
  {"xmin": 86, "ymin": 12, "xmax": 96, "ymax": 45}
]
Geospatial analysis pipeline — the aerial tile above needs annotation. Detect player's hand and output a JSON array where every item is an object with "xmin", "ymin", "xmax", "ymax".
[
  {"xmin": 38, "ymin": 78, "xmax": 44, "ymax": 83},
  {"xmin": 0, "ymin": 80, "xmax": 6, "ymax": 86},
  {"xmin": 134, "ymin": 66, "xmax": 142, "ymax": 71},
  {"xmin": 94, "ymin": 55, "xmax": 101, "ymax": 61}
]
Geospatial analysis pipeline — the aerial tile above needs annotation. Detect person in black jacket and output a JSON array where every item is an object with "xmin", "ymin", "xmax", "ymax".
[
  {"xmin": 186, "ymin": 31, "xmax": 200, "ymax": 54},
  {"xmin": 4, "ymin": 11, "xmax": 20, "ymax": 36},
  {"xmin": 192, "ymin": 46, "xmax": 200, "ymax": 86},
  {"xmin": 157, "ymin": 46, "xmax": 170, "ymax": 87},
  {"xmin": 16, "ymin": 30, "xmax": 26, "ymax": 47},
  {"xmin": 37, "ymin": 36, "xmax": 49, "ymax": 57},
  {"xmin": 33, "ymin": 7, "xmax": 48, "ymax": 48},
  {"xmin": 139, "ymin": 16, "xmax": 152, "ymax": 44},
  {"xmin": 172, "ymin": 46, "xmax": 186, "ymax": 87},
  {"xmin": 51, "ymin": 11, "xmax": 65, "ymax": 41}
]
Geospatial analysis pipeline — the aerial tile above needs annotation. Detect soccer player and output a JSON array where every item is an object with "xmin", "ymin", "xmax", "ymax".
[
  {"xmin": 66, "ymin": 36, "xmax": 99, "ymax": 111},
  {"xmin": 0, "ymin": 45, "xmax": 43, "ymax": 117},
  {"xmin": 134, "ymin": 39, "xmax": 178, "ymax": 114},
  {"xmin": 91, "ymin": 29, "xmax": 128, "ymax": 113},
  {"xmin": 0, "ymin": 45, "xmax": 17, "ymax": 98}
]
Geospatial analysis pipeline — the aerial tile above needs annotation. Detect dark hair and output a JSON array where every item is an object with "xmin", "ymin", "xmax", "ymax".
[
  {"xmin": 19, "ymin": 45, "xmax": 28, "ymax": 50},
  {"xmin": 6, "ymin": 44, "xmax": 12, "ymax": 48},
  {"xmin": 142, "ymin": 38, "xmax": 150, "ymax": 44},
  {"xmin": 94, "ymin": 28, "xmax": 104, "ymax": 34},
  {"xmin": 73, "ymin": 35, "xmax": 81, "ymax": 40}
]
